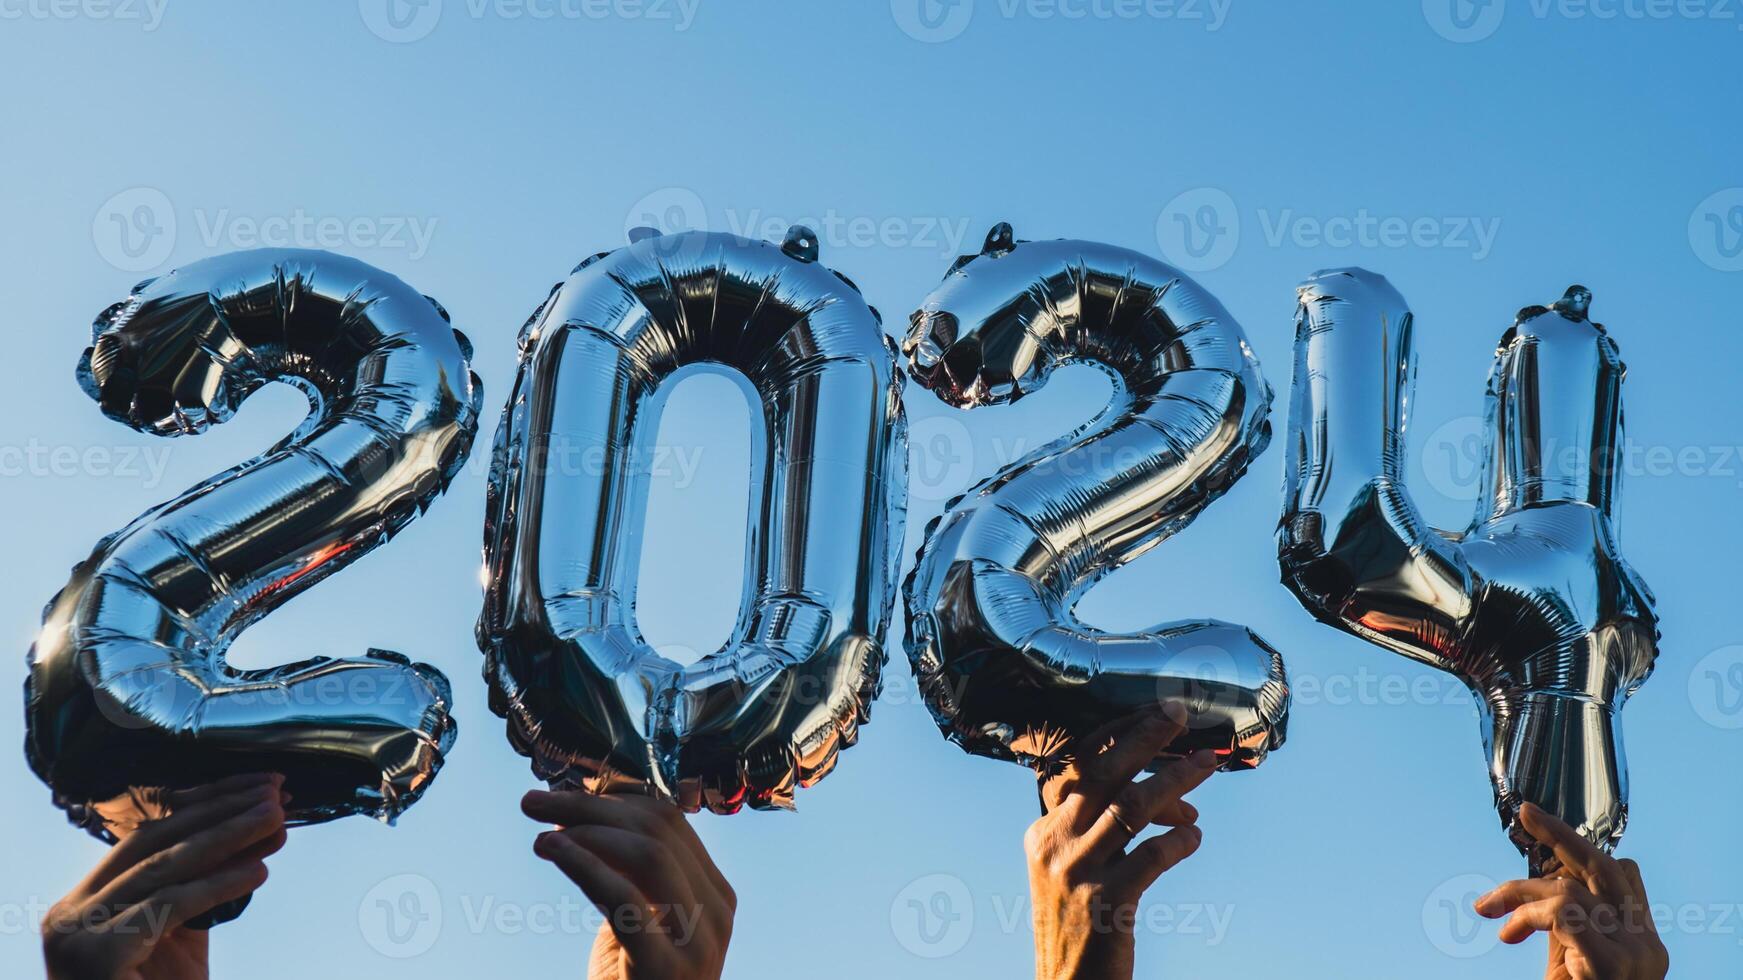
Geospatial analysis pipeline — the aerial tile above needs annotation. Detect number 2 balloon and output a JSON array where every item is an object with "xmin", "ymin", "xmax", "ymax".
[
  {"xmin": 1278, "ymin": 268, "xmax": 1658, "ymax": 872},
  {"xmin": 28, "ymin": 247, "xmax": 477, "ymax": 826},
  {"xmin": 26, "ymin": 251, "xmax": 480, "ymax": 855},
  {"xmin": 477, "ymin": 226, "xmax": 907, "ymax": 813},
  {"xmin": 902, "ymin": 224, "xmax": 1290, "ymax": 773}
]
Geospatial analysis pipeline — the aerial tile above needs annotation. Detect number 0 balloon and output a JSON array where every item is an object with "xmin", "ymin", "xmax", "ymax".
[
  {"xmin": 902, "ymin": 225, "xmax": 1289, "ymax": 771},
  {"xmin": 27, "ymin": 251, "xmax": 481, "ymax": 850},
  {"xmin": 1278, "ymin": 268, "xmax": 1658, "ymax": 872},
  {"xmin": 478, "ymin": 226, "xmax": 907, "ymax": 812}
]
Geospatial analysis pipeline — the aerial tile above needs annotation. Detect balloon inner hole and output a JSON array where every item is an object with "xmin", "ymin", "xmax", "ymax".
[{"xmin": 633, "ymin": 368, "xmax": 754, "ymax": 665}]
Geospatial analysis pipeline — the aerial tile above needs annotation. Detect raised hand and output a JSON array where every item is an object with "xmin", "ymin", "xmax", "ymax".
[
  {"xmin": 1475, "ymin": 802, "xmax": 1667, "ymax": 980},
  {"xmin": 1025, "ymin": 703, "xmax": 1218, "ymax": 980},
  {"xmin": 41, "ymin": 773, "xmax": 288, "ymax": 980},
  {"xmin": 522, "ymin": 789, "xmax": 734, "ymax": 980}
]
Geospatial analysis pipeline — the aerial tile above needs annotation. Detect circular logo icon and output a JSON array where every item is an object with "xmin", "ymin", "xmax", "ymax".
[
  {"xmin": 1689, "ymin": 645, "xmax": 1743, "ymax": 730},
  {"xmin": 1156, "ymin": 188, "xmax": 1239, "ymax": 273},
  {"xmin": 359, "ymin": 0, "xmax": 442, "ymax": 43},
  {"xmin": 908, "ymin": 414, "xmax": 977, "ymax": 503},
  {"xmin": 358, "ymin": 873, "xmax": 442, "ymax": 958},
  {"xmin": 890, "ymin": 0, "xmax": 974, "ymax": 42},
  {"xmin": 1419, "ymin": 414, "xmax": 1486, "ymax": 500},
  {"xmin": 1161, "ymin": 641, "xmax": 1245, "ymax": 731},
  {"xmin": 1689, "ymin": 188, "xmax": 1743, "ymax": 273},
  {"xmin": 1421, "ymin": 872, "xmax": 1499, "ymax": 958},
  {"xmin": 89, "ymin": 674, "xmax": 196, "ymax": 731},
  {"xmin": 625, "ymin": 186, "xmax": 708, "ymax": 240},
  {"xmin": 93, "ymin": 187, "xmax": 175, "ymax": 273},
  {"xmin": 1422, "ymin": 0, "xmax": 1505, "ymax": 43},
  {"xmin": 889, "ymin": 872, "xmax": 974, "ymax": 958},
  {"xmin": 623, "ymin": 187, "xmax": 710, "ymax": 262}
]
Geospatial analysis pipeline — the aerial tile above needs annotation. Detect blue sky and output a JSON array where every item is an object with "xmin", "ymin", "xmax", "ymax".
[{"xmin": 2, "ymin": 1, "xmax": 1740, "ymax": 976}]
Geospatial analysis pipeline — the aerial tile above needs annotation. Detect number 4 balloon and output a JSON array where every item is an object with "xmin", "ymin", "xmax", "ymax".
[{"xmin": 1278, "ymin": 268, "xmax": 1658, "ymax": 873}]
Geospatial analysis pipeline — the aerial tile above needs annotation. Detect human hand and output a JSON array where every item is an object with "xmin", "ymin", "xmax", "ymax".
[
  {"xmin": 1474, "ymin": 802, "xmax": 1668, "ymax": 980},
  {"xmin": 522, "ymin": 789, "xmax": 734, "ymax": 980},
  {"xmin": 41, "ymin": 773, "xmax": 289, "ymax": 980},
  {"xmin": 1025, "ymin": 703, "xmax": 1217, "ymax": 980}
]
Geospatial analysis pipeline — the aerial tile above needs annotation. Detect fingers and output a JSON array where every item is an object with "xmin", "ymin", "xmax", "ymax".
[
  {"xmin": 1076, "ymin": 705, "xmax": 1188, "ymax": 793},
  {"xmin": 1085, "ymin": 750, "xmax": 1217, "ymax": 858},
  {"xmin": 1495, "ymin": 896, "xmax": 1570, "ymax": 944},
  {"xmin": 1475, "ymin": 877, "xmax": 1594, "ymax": 919},
  {"xmin": 148, "ymin": 855, "xmax": 273, "ymax": 933},
  {"xmin": 82, "ymin": 776, "xmax": 285, "ymax": 896},
  {"xmin": 1112, "ymin": 824, "xmax": 1203, "ymax": 895},
  {"xmin": 1518, "ymin": 802, "xmax": 1629, "ymax": 899},
  {"xmin": 1617, "ymin": 857, "xmax": 1650, "ymax": 905},
  {"xmin": 533, "ymin": 832, "xmax": 661, "ymax": 961},
  {"xmin": 521, "ymin": 790, "xmax": 731, "ymax": 903},
  {"xmin": 1038, "ymin": 711, "xmax": 1148, "ymax": 812},
  {"xmin": 547, "ymin": 824, "xmax": 699, "ymax": 909},
  {"xmin": 92, "ymin": 793, "xmax": 286, "ymax": 909}
]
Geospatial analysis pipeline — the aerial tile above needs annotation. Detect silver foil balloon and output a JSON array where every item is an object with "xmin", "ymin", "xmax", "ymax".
[
  {"xmin": 477, "ymin": 225, "xmax": 907, "ymax": 813},
  {"xmin": 27, "ymin": 250, "xmax": 479, "ymax": 851},
  {"xmin": 902, "ymin": 224, "xmax": 1289, "ymax": 772},
  {"xmin": 1278, "ymin": 268, "xmax": 1658, "ymax": 873}
]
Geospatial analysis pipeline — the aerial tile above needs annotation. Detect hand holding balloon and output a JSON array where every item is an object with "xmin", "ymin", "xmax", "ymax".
[
  {"xmin": 1026, "ymin": 702, "xmax": 1215, "ymax": 980},
  {"xmin": 1474, "ymin": 803, "xmax": 1667, "ymax": 980},
  {"xmin": 41, "ymin": 774, "xmax": 289, "ymax": 980},
  {"xmin": 523, "ymin": 789, "xmax": 734, "ymax": 980}
]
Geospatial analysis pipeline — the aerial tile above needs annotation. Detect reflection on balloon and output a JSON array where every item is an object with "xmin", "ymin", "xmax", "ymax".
[
  {"xmin": 901, "ymin": 224, "xmax": 1289, "ymax": 774},
  {"xmin": 1277, "ymin": 268, "xmax": 1658, "ymax": 873},
  {"xmin": 478, "ymin": 225, "xmax": 907, "ymax": 813},
  {"xmin": 27, "ymin": 250, "xmax": 480, "ymax": 920}
]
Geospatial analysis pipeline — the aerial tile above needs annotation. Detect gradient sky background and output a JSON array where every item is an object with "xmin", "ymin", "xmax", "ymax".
[{"xmin": 3, "ymin": 1, "xmax": 1741, "ymax": 976}]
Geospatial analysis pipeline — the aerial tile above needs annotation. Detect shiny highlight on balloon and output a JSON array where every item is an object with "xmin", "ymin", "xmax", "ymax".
[
  {"xmin": 902, "ymin": 224, "xmax": 1289, "ymax": 773},
  {"xmin": 1278, "ymin": 268, "xmax": 1658, "ymax": 873},
  {"xmin": 478, "ymin": 225, "xmax": 907, "ymax": 813},
  {"xmin": 27, "ymin": 249, "xmax": 479, "ymax": 851}
]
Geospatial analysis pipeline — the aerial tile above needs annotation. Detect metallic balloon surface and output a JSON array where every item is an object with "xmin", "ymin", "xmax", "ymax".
[
  {"xmin": 1278, "ymin": 268, "xmax": 1658, "ymax": 873},
  {"xmin": 478, "ymin": 226, "xmax": 907, "ymax": 813},
  {"xmin": 902, "ymin": 224, "xmax": 1289, "ymax": 772},
  {"xmin": 27, "ymin": 250, "xmax": 479, "ymax": 849}
]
